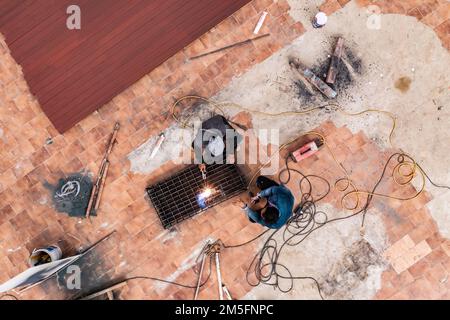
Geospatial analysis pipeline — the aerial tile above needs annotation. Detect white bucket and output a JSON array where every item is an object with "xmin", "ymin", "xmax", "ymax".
[
  {"xmin": 28, "ymin": 245, "xmax": 63, "ymax": 267},
  {"xmin": 312, "ymin": 12, "xmax": 328, "ymax": 28}
]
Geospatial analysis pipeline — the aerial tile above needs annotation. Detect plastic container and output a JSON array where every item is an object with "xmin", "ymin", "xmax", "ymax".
[
  {"xmin": 312, "ymin": 12, "xmax": 328, "ymax": 28},
  {"xmin": 28, "ymin": 245, "xmax": 62, "ymax": 267}
]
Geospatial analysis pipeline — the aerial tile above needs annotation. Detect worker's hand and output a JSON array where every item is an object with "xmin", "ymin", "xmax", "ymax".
[{"xmin": 250, "ymin": 196, "xmax": 260, "ymax": 205}]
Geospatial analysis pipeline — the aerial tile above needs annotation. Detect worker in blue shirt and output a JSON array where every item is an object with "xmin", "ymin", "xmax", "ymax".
[{"xmin": 237, "ymin": 176, "xmax": 295, "ymax": 229}]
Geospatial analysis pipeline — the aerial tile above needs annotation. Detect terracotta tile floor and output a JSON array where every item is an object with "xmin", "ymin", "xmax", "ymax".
[{"xmin": 0, "ymin": 0, "xmax": 449, "ymax": 299}]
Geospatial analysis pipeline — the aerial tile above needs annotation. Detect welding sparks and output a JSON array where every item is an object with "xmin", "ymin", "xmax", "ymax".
[
  {"xmin": 196, "ymin": 187, "xmax": 215, "ymax": 208},
  {"xmin": 199, "ymin": 188, "xmax": 213, "ymax": 198}
]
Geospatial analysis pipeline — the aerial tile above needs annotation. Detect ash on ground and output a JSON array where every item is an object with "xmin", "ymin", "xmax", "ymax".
[
  {"xmin": 44, "ymin": 173, "xmax": 93, "ymax": 218},
  {"xmin": 320, "ymin": 239, "xmax": 385, "ymax": 299},
  {"xmin": 295, "ymin": 39, "xmax": 363, "ymax": 104}
]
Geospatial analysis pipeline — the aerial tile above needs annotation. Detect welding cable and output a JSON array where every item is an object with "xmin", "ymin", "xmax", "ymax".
[
  {"xmin": 224, "ymin": 153, "xmax": 388, "ymax": 300},
  {"xmin": 220, "ymin": 149, "xmax": 427, "ymax": 299},
  {"xmin": 247, "ymin": 160, "xmax": 332, "ymax": 296},
  {"xmin": 75, "ymin": 258, "xmax": 215, "ymax": 300},
  {"xmin": 169, "ymin": 95, "xmax": 326, "ymax": 129},
  {"xmin": 215, "ymin": 99, "xmax": 448, "ymax": 217},
  {"xmin": 220, "ymin": 229, "xmax": 271, "ymax": 249},
  {"xmin": 11, "ymin": 157, "xmax": 449, "ymax": 302},
  {"xmin": 242, "ymin": 167, "xmax": 332, "ymax": 299},
  {"xmin": 216, "ymin": 160, "xmax": 330, "ymax": 298},
  {"xmin": 170, "ymin": 95, "xmax": 226, "ymax": 128},
  {"xmin": 243, "ymin": 127, "xmax": 426, "ymax": 216},
  {"xmin": 114, "ymin": 238, "xmax": 253, "ymax": 297},
  {"xmin": 72, "ymin": 255, "xmax": 217, "ymax": 300},
  {"xmin": 419, "ymin": 164, "xmax": 450, "ymax": 190},
  {"xmin": 76, "ymin": 150, "xmax": 446, "ymax": 300}
]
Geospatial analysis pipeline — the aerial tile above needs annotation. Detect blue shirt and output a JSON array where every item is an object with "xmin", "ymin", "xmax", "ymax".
[{"xmin": 244, "ymin": 185, "xmax": 295, "ymax": 229}]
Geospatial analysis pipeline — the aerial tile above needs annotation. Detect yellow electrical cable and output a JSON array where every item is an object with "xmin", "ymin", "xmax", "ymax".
[
  {"xmin": 169, "ymin": 95, "xmax": 428, "ymax": 211},
  {"xmin": 325, "ymin": 105, "xmax": 426, "ymax": 210},
  {"xmin": 170, "ymin": 95, "xmax": 325, "ymax": 128}
]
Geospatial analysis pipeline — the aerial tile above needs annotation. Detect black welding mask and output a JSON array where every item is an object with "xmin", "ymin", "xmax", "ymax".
[{"xmin": 192, "ymin": 115, "xmax": 243, "ymax": 164}]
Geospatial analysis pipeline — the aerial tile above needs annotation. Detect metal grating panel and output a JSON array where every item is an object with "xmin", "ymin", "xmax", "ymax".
[{"xmin": 146, "ymin": 164, "xmax": 247, "ymax": 229}]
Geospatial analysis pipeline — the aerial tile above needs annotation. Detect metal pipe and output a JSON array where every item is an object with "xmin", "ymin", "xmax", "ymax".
[
  {"xmin": 150, "ymin": 133, "xmax": 165, "ymax": 159},
  {"xmin": 254, "ymin": 11, "xmax": 268, "ymax": 34},
  {"xmin": 94, "ymin": 160, "xmax": 110, "ymax": 211},
  {"xmin": 190, "ymin": 34, "xmax": 270, "ymax": 60},
  {"xmin": 215, "ymin": 253, "xmax": 223, "ymax": 300},
  {"xmin": 194, "ymin": 253, "xmax": 206, "ymax": 300}
]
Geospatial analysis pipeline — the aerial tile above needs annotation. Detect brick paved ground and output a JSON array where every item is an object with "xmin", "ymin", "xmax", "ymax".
[{"xmin": 0, "ymin": 0, "xmax": 449, "ymax": 299}]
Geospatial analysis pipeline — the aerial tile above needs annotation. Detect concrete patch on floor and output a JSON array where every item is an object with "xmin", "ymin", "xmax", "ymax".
[
  {"xmin": 320, "ymin": 239, "xmax": 385, "ymax": 299},
  {"xmin": 287, "ymin": 0, "xmax": 324, "ymax": 33},
  {"xmin": 128, "ymin": 105, "xmax": 214, "ymax": 174},
  {"xmin": 154, "ymin": 227, "xmax": 181, "ymax": 246},
  {"xmin": 217, "ymin": 1, "xmax": 449, "ymax": 153},
  {"xmin": 243, "ymin": 204, "xmax": 388, "ymax": 300},
  {"xmin": 426, "ymin": 190, "xmax": 450, "ymax": 239},
  {"xmin": 128, "ymin": 125, "xmax": 187, "ymax": 174},
  {"xmin": 212, "ymin": 1, "xmax": 450, "ymax": 238}
]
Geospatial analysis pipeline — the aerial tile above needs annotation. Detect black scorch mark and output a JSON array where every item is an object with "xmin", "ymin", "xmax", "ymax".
[
  {"xmin": 295, "ymin": 44, "xmax": 363, "ymax": 103},
  {"xmin": 44, "ymin": 173, "xmax": 93, "ymax": 218}
]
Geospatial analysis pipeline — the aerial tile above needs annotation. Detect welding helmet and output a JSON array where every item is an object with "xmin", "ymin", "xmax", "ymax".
[{"xmin": 192, "ymin": 115, "xmax": 243, "ymax": 164}]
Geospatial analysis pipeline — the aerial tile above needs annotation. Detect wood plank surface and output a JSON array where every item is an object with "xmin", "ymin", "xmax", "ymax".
[{"xmin": 0, "ymin": 0, "xmax": 250, "ymax": 133}]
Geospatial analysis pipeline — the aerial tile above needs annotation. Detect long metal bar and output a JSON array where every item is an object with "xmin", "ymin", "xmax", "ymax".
[
  {"xmin": 194, "ymin": 253, "xmax": 206, "ymax": 300},
  {"xmin": 190, "ymin": 34, "xmax": 270, "ymax": 60},
  {"xmin": 94, "ymin": 160, "xmax": 110, "ymax": 211},
  {"xmin": 215, "ymin": 253, "xmax": 223, "ymax": 300},
  {"xmin": 80, "ymin": 281, "xmax": 127, "ymax": 300}
]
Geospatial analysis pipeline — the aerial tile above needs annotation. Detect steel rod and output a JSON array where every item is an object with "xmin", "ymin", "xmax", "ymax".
[
  {"xmin": 190, "ymin": 34, "xmax": 270, "ymax": 60},
  {"xmin": 215, "ymin": 253, "xmax": 223, "ymax": 300},
  {"xmin": 194, "ymin": 253, "xmax": 206, "ymax": 300}
]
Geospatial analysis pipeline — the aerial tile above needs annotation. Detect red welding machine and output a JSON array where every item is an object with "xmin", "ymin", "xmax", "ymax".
[{"xmin": 291, "ymin": 138, "xmax": 324, "ymax": 162}]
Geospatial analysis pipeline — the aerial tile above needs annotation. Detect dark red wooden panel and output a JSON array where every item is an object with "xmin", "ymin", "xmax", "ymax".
[{"xmin": 0, "ymin": 0, "xmax": 250, "ymax": 133}]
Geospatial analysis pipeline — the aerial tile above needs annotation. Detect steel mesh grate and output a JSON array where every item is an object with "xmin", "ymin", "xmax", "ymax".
[{"xmin": 146, "ymin": 164, "xmax": 247, "ymax": 229}]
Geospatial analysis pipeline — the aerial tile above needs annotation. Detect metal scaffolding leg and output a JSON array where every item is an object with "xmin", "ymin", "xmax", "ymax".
[
  {"xmin": 222, "ymin": 284, "xmax": 233, "ymax": 300},
  {"xmin": 194, "ymin": 253, "xmax": 206, "ymax": 300},
  {"xmin": 215, "ymin": 252, "xmax": 223, "ymax": 300}
]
